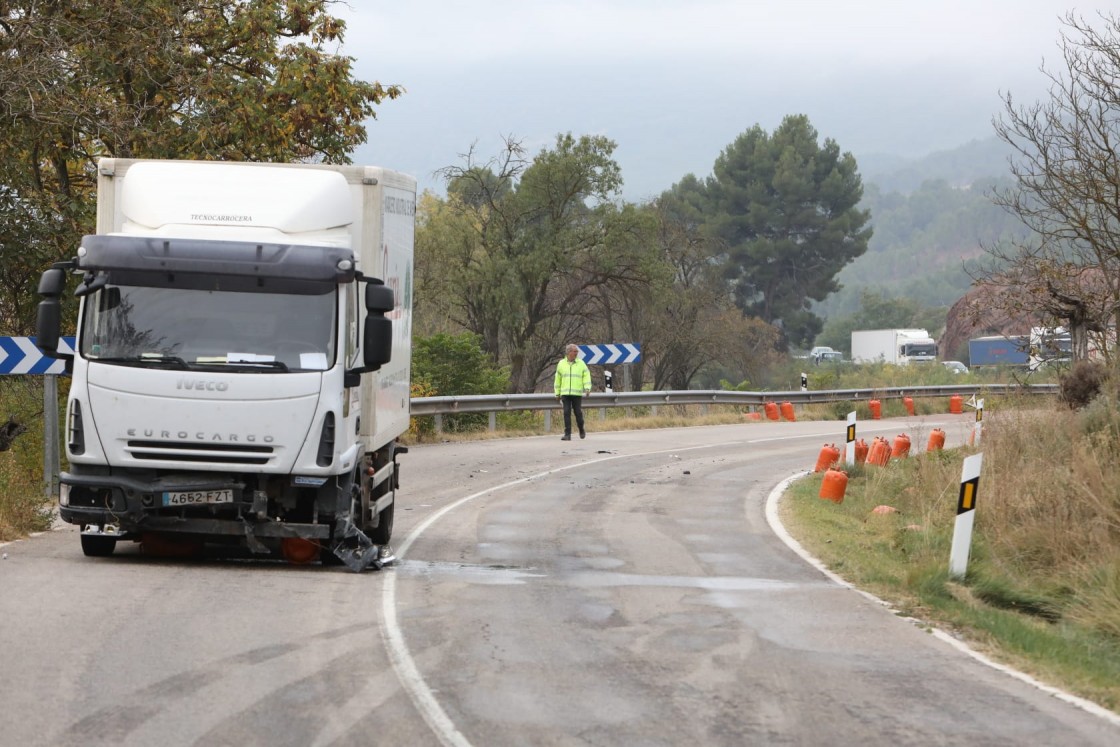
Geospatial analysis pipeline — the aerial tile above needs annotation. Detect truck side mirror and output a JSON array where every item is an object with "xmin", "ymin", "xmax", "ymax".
[
  {"xmin": 36, "ymin": 267, "xmax": 67, "ymax": 357},
  {"xmin": 365, "ymin": 283, "xmax": 394, "ymax": 313},
  {"xmin": 359, "ymin": 281, "xmax": 395, "ymax": 372}
]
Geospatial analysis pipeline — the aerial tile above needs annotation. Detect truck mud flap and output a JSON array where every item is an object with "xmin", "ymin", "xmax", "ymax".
[{"xmin": 330, "ymin": 517, "xmax": 395, "ymax": 572}]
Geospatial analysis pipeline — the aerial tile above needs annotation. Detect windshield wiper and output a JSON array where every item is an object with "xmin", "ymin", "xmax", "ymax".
[
  {"xmin": 92, "ymin": 354, "xmax": 191, "ymax": 369},
  {"xmin": 197, "ymin": 359, "xmax": 291, "ymax": 372}
]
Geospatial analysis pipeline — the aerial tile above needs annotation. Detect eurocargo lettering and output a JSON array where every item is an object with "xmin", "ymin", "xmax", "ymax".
[{"xmin": 36, "ymin": 159, "xmax": 415, "ymax": 570}]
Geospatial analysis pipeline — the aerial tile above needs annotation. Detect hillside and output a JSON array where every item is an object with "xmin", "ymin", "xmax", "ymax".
[{"xmin": 815, "ymin": 137, "xmax": 1028, "ymax": 322}]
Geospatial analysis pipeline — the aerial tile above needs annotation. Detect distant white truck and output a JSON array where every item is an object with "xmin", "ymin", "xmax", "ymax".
[
  {"xmin": 36, "ymin": 158, "xmax": 415, "ymax": 570},
  {"xmin": 851, "ymin": 328, "xmax": 937, "ymax": 365}
]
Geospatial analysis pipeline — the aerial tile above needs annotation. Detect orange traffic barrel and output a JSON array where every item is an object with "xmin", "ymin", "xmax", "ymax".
[
  {"xmin": 854, "ymin": 438, "xmax": 869, "ymax": 464},
  {"xmin": 903, "ymin": 396, "xmax": 915, "ymax": 416},
  {"xmin": 819, "ymin": 468, "xmax": 848, "ymax": 503},
  {"xmin": 927, "ymin": 428, "xmax": 946, "ymax": 451},
  {"xmin": 869, "ymin": 399, "xmax": 881, "ymax": 420},
  {"xmin": 866, "ymin": 436, "xmax": 888, "ymax": 466},
  {"xmin": 949, "ymin": 394, "xmax": 963, "ymax": 414},
  {"xmin": 891, "ymin": 433, "xmax": 911, "ymax": 458},
  {"xmin": 780, "ymin": 401, "xmax": 796, "ymax": 421},
  {"xmin": 814, "ymin": 443, "xmax": 841, "ymax": 472},
  {"xmin": 746, "ymin": 411, "xmax": 762, "ymax": 420},
  {"xmin": 764, "ymin": 402, "xmax": 780, "ymax": 421},
  {"xmin": 281, "ymin": 537, "xmax": 321, "ymax": 564}
]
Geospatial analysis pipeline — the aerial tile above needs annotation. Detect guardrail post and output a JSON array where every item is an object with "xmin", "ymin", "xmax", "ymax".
[
  {"xmin": 44, "ymin": 375, "xmax": 59, "ymax": 498},
  {"xmin": 544, "ymin": 410, "xmax": 552, "ymax": 433},
  {"xmin": 434, "ymin": 414, "xmax": 443, "ymax": 434},
  {"xmin": 489, "ymin": 411, "xmax": 496, "ymax": 432}
]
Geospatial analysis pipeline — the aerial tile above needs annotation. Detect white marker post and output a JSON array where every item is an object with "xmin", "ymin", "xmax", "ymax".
[
  {"xmin": 950, "ymin": 453, "xmax": 983, "ymax": 578},
  {"xmin": 800, "ymin": 372, "xmax": 808, "ymax": 392},
  {"xmin": 845, "ymin": 411, "xmax": 857, "ymax": 465},
  {"xmin": 971, "ymin": 397, "xmax": 984, "ymax": 445}
]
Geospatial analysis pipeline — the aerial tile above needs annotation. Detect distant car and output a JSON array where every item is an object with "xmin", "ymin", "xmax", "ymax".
[
  {"xmin": 942, "ymin": 360, "xmax": 968, "ymax": 374},
  {"xmin": 809, "ymin": 346, "xmax": 843, "ymax": 364}
]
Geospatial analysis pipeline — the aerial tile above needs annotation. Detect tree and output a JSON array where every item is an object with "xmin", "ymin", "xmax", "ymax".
[
  {"xmin": 976, "ymin": 12, "xmax": 1120, "ymax": 364},
  {"xmin": 421, "ymin": 134, "xmax": 657, "ymax": 392},
  {"xmin": 0, "ymin": 0, "xmax": 401, "ymax": 333},
  {"xmin": 636, "ymin": 179, "xmax": 781, "ymax": 389},
  {"xmin": 707, "ymin": 115, "xmax": 872, "ymax": 348}
]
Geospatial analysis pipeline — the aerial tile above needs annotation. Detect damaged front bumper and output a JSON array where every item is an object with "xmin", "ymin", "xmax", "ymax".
[{"xmin": 60, "ymin": 470, "xmax": 391, "ymax": 572}]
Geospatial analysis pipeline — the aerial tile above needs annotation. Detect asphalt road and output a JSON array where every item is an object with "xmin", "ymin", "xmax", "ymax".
[{"xmin": 2, "ymin": 414, "xmax": 1118, "ymax": 746}]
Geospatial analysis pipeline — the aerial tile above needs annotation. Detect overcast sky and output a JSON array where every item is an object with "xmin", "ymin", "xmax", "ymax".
[{"xmin": 334, "ymin": 1, "xmax": 1113, "ymax": 201}]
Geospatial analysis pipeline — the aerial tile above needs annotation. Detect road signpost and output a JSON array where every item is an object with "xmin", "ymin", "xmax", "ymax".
[
  {"xmin": 0, "ymin": 336, "xmax": 76, "ymax": 497},
  {"xmin": 845, "ymin": 411, "xmax": 857, "ymax": 465},
  {"xmin": 577, "ymin": 343, "xmax": 641, "ymax": 365},
  {"xmin": 578, "ymin": 343, "xmax": 641, "ymax": 392}
]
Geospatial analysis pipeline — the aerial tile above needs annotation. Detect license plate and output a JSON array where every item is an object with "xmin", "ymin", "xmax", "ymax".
[{"xmin": 162, "ymin": 489, "xmax": 233, "ymax": 506}]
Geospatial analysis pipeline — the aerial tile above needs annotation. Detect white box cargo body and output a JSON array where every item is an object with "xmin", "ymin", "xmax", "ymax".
[
  {"xmin": 851, "ymin": 328, "xmax": 937, "ymax": 365},
  {"xmin": 36, "ymin": 158, "xmax": 415, "ymax": 570}
]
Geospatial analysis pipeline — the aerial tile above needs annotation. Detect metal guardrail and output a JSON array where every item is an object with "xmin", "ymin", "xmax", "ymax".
[{"xmin": 410, "ymin": 384, "xmax": 1059, "ymax": 419}]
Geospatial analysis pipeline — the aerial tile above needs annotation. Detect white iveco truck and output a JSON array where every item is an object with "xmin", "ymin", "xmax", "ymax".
[{"xmin": 36, "ymin": 158, "xmax": 414, "ymax": 571}]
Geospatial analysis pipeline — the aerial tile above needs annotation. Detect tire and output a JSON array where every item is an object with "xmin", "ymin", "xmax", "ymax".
[
  {"xmin": 367, "ymin": 495, "xmax": 394, "ymax": 545},
  {"xmin": 80, "ymin": 534, "xmax": 116, "ymax": 557}
]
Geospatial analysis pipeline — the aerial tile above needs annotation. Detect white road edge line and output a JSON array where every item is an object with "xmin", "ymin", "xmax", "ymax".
[{"xmin": 764, "ymin": 472, "xmax": 1120, "ymax": 728}]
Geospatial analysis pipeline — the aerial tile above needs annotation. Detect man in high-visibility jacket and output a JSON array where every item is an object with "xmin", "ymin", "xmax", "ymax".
[{"xmin": 554, "ymin": 343, "xmax": 591, "ymax": 440}]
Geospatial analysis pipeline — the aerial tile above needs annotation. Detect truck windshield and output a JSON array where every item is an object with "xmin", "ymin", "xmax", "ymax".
[
  {"xmin": 902, "ymin": 343, "xmax": 937, "ymax": 358},
  {"xmin": 80, "ymin": 285, "xmax": 337, "ymax": 372}
]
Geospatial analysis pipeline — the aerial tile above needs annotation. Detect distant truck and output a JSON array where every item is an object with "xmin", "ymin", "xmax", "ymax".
[
  {"xmin": 35, "ymin": 158, "xmax": 415, "ymax": 570},
  {"xmin": 969, "ymin": 335, "xmax": 1029, "ymax": 368},
  {"xmin": 851, "ymin": 329, "xmax": 937, "ymax": 365},
  {"xmin": 1029, "ymin": 327, "xmax": 1072, "ymax": 370}
]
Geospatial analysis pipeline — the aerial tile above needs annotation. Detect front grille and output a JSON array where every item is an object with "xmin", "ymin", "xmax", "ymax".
[{"xmin": 126, "ymin": 440, "xmax": 273, "ymax": 465}]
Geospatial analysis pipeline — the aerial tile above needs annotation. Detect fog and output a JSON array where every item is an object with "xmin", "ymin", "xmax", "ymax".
[{"xmin": 333, "ymin": 1, "xmax": 1107, "ymax": 199}]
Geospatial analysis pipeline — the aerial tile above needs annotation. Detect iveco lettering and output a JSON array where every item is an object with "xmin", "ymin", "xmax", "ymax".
[{"xmin": 35, "ymin": 159, "xmax": 416, "ymax": 571}]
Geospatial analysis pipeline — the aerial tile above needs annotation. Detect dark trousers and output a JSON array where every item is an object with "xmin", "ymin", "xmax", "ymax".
[{"xmin": 561, "ymin": 395, "xmax": 585, "ymax": 435}]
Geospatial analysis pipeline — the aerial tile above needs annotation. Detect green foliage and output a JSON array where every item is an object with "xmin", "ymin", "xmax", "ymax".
[
  {"xmin": 412, "ymin": 332, "xmax": 509, "ymax": 432},
  {"xmin": 0, "ymin": 0, "xmax": 402, "ymax": 334},
  {"xmin": 418, "ymin": 134, "xmax": 662, "ymax": 392},
  {"xmin": 707, "ymin": 114, "xmax": 872, "ymax": 347},
  {"xmin": 0, "ymin": 378, "xmax": 58, "ymax": 539},
  {"xmin": 413, "ymin": 332, "xmax": 509, "ymax": 397}
]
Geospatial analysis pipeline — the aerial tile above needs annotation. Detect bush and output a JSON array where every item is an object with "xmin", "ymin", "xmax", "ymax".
[
  {"xmin": 1059, "ymin": 360, "xmax": 1109, "ymax": 409},
  {"xmin": 411, "ymin": 332, "xmax": 510, "ymax": 434}
]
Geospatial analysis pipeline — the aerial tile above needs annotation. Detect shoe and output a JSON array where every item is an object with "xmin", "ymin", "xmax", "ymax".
[
  {"xmin": 579, "ymin": 430, "xmax": 586, "ymax": 439},
  {"xmin": 561, "ymin": 434, "xmax": 571, "ymax": 441}
]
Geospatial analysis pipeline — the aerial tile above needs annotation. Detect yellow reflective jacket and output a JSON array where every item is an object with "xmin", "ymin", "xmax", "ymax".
[{"xmin": 554, "ymin": 357, "xmax": 591, "ymax": 396}]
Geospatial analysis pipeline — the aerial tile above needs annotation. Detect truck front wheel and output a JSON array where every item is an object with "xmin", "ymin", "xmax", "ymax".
[
  {"xmin": 367, "ymin": 498, "xmax": 394, "ymax": 545},
  {"xmin": 80, "ymin": 534, "xmax": 116, "ymax": 557}
]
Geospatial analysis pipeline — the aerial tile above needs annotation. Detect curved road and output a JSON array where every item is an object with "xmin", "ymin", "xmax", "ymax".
[{"xmin": 2, "ymin": 415, "xmax": 1117, "ymax": 746}]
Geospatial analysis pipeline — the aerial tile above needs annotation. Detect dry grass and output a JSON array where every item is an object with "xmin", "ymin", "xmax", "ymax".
[{"xmin": 782, "ymin": 397, "xmax": 1120, "ymax": 712}]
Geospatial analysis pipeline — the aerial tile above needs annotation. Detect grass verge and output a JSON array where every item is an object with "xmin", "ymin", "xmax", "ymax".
[{"xmin": 780, "ymin": 404, "xmax": 1120, "ymax": 714}]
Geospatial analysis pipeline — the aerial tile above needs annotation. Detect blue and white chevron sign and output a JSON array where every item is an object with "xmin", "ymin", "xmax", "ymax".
[
  {"xmin": 0, "ymin": 336, "xmax": 76, "ymax": 374},
  {"xmin": 577, "ymin": 343, "xmax": 641, "ymax": 365}
]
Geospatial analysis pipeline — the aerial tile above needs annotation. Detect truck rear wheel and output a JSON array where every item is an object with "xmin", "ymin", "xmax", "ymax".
[{"xmin": 80, "ymin": 534, "xmax": 116, "ymax": 557}]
